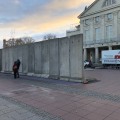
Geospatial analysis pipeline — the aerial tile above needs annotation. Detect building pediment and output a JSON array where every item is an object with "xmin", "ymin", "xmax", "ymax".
[
  {"xmin": 78, "ymin": 0, "xmax": 118, "ymax": 18},
  {"xmin": 102, "ymin": 0, "xmax": 116, "ymax": 7}
]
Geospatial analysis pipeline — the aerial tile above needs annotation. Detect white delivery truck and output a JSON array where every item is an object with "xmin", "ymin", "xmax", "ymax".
[{"xmin": 102, "ymin": 50, "xmax": 120, "ymax": 68}]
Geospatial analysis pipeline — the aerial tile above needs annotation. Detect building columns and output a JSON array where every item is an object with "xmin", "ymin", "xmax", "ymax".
[
  {"xmin": 84, "ymin": 48, "xmax": 87, "ymax": 61},
  {"xmin": 84, "ymin": 48, "xmax": 87, "ymax": 60},
  {"xmin": 90, "ymin": 18, "xmax": 94, "ymax": 41},
  {"xmin": 101, "ymin": 15, "xmax": 105, "ymax": 40},
  {"xmin": 109, "ymin": 46, "xmax": 112, "ymax": 50},
  {"xmin": 95, "ymin": 47, "xmax": 99, "ymax": 63},
  {"xmin": 113, "ymin": 12, "xmax": 118, "ymax": 38}
]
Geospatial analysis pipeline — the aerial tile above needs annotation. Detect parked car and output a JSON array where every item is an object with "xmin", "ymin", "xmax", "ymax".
[
  {"xmin": 84, "ymin": 60, "xmax": 89, "ymax": 68},
  {"xmin": 84, "ymin": 60, "xmax": 95, "ymax": 69}
]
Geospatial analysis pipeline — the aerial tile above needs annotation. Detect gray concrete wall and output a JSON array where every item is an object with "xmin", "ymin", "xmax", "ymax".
[
  {"xmin": 69, "ymin": 35, "xmax": 83, "ymax": 80},
  {"xmin": 22, "ymin": 45, "xmax": 28, "ymax": 74},
  {"xmin": 1, "ymin": 34, "xmax": 83, "ymax": 82},
  {"xmin": 41, "ymin": 41, "xmax": 49, "ymax": 76},
  {"xmin": 0, "ymin": 49, "xmax": 2, "ymax": 71},
  {"xmin": 2, "ymin": 48, "xmax": 5, "ymax": 72},
  {"xmin": 49, "ymin": 39, "xmax": 59, "ymax": 79},
  {"xmin": 28, "ymin": 44, "xmax": 35, "ymax": 73},
  {"xmin": 34, "ymin": 42, "xmax": 42, "ymax": 74},
  {"xmin": 59, "ymin": 37, "xmax": 70, "ymax": 80}
]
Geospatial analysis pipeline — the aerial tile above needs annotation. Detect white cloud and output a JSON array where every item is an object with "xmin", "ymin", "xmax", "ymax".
[
  {"xmin": 14, "ymin": 0, "xmax": 20, "ymax": 5},
  {"xmin": 0, "ymin": 0, "xmax": 95, "ymax": 41}
]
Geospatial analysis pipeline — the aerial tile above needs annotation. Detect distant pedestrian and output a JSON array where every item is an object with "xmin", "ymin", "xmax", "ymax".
[
  {"xmin": 13, "ymin": 61, "xmax": 18, "ymax": 79},
  {"xmin": 89, "ymin": 60, "xmax": 92, "ymax": 67},
  {"xmin": 16, "ymin": 59, "xmax": 21, "ymax": 78}
]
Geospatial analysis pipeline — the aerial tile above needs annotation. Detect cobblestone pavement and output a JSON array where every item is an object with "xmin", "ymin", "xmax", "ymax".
[
  {"xmin": 0, "ymin": 69, "xmax": 120, "ymax": 120},
  {"xmin": 0, "ymin": 96, "xmax": 62, "ymax": 120}
]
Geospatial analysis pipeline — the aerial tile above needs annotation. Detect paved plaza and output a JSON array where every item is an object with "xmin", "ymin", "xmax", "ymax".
[{"xmin": 0, "ymin": 69, "xmax": 120, "ymax": 120}]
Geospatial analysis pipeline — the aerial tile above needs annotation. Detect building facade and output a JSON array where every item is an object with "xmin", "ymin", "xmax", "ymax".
[{"xmin": 77, "ymin": 0, "xmax": 120, "ymax": 63}]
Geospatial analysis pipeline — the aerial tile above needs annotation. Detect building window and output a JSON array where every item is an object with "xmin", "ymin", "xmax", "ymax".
[
  {"xmin": 85, "ymin": 30, "xmax": 90, "ymax": 41},
  {"xmin": 118, "ymin": 11, "xmax": 120, "ymax": 19},
  {"xmin": 107, "ymin": 13, "xmax": 113, "ymax": 20},
  {"xmin": 103, "ymin": 0, "xmax": 116, "ymax": 7},
  {"xmin": 106, "ymin": 25, "xmax": 113, "ymax": 39},
  {"xmin": 85, "ymin": 19, "xmax": 90, "ymax": 25},
  {"xmin": 95, "ymin": 28, "xmax": 101, "ymax": 41},
  {"xmin": 95, "ymin": 16, "xmax": 100, "ymax": 23}
]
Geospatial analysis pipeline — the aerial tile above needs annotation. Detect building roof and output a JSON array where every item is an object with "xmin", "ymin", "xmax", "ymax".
[{"xmin": 78, "ymin": 0, "xmax": 99, "ymax": 19}]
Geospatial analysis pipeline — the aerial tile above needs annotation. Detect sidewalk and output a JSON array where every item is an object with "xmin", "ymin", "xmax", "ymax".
[
  {"xmin": 0, "ymin": 96, "xmax": 61, "ymax": 120},
  {"xmin": 0, "ymin": 70, "xmax": 120, "ymax": 120}
]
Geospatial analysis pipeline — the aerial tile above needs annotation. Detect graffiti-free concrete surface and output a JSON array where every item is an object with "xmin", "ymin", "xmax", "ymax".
[
  {"xmin": 2, "ymin": 35, "xmax": 83, "ymax": 82},
  {"xmin": 0, "ymin": 69, "xmax": 120, "ymax": 120}
]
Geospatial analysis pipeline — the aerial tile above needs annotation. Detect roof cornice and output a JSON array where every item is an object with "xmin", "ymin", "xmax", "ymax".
[
  {"xmin": 79, "ymin": 4, "xmax": 120, "ymax": 19},
  {"xmin": 78, "ymin": 0, "xmax": 99, "ymax": 19}
]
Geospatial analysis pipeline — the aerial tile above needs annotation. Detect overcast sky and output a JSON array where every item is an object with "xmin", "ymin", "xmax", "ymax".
[{"xmin": 0, "ymin": 0, "xmax": 94, "ymax": 48}]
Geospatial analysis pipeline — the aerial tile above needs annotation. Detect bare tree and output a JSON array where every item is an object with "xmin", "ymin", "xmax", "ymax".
[
  {"xmin": 43, "ymin": 33, "xmax": 56, "ymax": 40},
  {"xmin": 3, "ymin": 37, "xmax": 35, "ymax": 48},
  {"xmin": 21, "ymin": 37, "xmax": 35, "ymax": 44}
]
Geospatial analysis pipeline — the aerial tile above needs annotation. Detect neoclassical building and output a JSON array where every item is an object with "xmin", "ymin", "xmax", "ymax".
[{"xmin": 67, "ymin": 0, "xmax": 120, "ymax": 63}]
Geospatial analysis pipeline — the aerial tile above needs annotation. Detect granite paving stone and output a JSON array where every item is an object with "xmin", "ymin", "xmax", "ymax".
[{"xmin": 0, "ymin": 69, "xmax": 120, "ymax": 120}]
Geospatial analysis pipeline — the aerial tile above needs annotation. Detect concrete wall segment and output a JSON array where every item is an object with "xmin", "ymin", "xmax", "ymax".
[
  {"xmin": 1, "ymin": 35, "xmax": 83, "ymax": 82},
  {"xmin": 41, "ymin": 41, "xmax": 49, "ymax": 76},
  {"xmin": 59, "ymin": 37, "xmax": 70, "ymax": 79},
  {"xmin": 0, "ymin": 49, "xmax": 2, "ymax": 71},
  {"xmin": 69, "ymin": 35, "xmax": 83, "ymax": 80},
  {"xmin": 17, "ymin": 46, "xmax": 23, "ymax": 73},
  {"xmin": 2, "ymin": 49, "xmax": 5, "ymax": 72},
  {"xmin": 49, "ymin": 38, "xmax": 59, "ymax": 79},
  {"xmin": 34, "ymin": 42, "xmax": 42, "ymax": 74},
  {"xmin": 28, "ymin": 44, "xmax": 35, "ymax": 73},
  {"xmin": 22, "ymin": 45, "xmax": 28, "ymax": 74}
]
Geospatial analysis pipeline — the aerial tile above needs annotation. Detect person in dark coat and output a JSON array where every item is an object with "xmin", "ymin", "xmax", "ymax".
[
  {"xmin": 16, "ymin": 59, "xmax": 21, "ymax": 78},
  {"xmin": 13, "ymin": 61, "xmax": 18, "ymax": 79}
]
